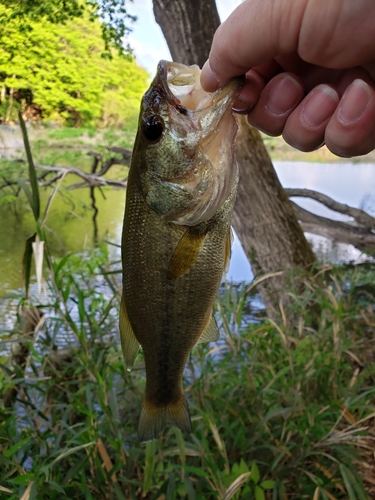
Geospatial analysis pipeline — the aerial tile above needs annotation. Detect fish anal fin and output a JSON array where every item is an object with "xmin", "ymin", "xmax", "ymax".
[
  {"xmin": 119, "ymin": 296, "xmax": 139, "ymax": 371},
  {"xmin": 168, "ymin": 229, "xmax": 207, "ymax": 280},
  {"xmin": 138, "ymin": 395, "xmax": 191, "ymax": 442},
  {"xmin": 196, "ymin": 315, "xmax": 220, "ymax": 344},
  {"xmin": 224, "ymin": 227, "xmax": 233, "ymax": 275}
]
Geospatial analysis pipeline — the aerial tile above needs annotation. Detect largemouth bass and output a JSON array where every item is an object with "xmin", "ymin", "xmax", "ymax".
[{"xmin": 120, "ymin": 60, "xmax": 240, "ymax": 442}]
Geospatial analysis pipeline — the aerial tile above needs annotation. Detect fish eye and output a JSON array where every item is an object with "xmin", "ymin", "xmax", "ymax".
[{"xmin": 142, "ymin": 115, "xmax": 164, "ymax": 142}]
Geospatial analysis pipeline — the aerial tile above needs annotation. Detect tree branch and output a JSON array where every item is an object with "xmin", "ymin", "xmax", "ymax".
[
  {"xmin": 285, "ymin": 188, "xmax": 375, "ymax": 229},
  {"xmin": 0, "ymin": 146, "xmax": 132, "ymax": 191},
  {"xmin": 291, "ymin": 202, "xmax": 375, "ymax": 252}
]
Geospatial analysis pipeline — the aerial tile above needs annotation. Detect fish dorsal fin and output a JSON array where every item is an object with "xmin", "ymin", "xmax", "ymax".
[
  {"xmin": 119, "ymin": 297, "xmax": 140, "ymax": 371},
  {"xmin": 196, "ymin": 315, "xmax": 220, "ymax": 344},
  {"xmin": 224, "ymin": 227, "xmax": 233, "ymax": 275},
  {"xmin": 168, "ymin": 228, "xmax": 207, "ymax": 280}
]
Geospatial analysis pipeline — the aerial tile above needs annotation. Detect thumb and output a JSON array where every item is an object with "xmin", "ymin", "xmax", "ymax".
[{"xmin": 201, "ymin": 0, "xmax": 307, "ymax": 91}]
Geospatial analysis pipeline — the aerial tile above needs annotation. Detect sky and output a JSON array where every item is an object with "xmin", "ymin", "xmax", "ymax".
[{"xmin": 125, "ymin": 0, "xmax": 242, "ymax": 76}]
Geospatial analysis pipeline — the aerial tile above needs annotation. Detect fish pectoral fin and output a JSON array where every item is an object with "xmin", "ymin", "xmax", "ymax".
[
  {"xmin": 138, "ymin": 395, "xmax": 191, "ymax": 442},
  {"xmin": 119, "ymin": 297, "xmax": 139, "ymax": 371},
  {"xmin": 196, "ymin": 315, "xmax": 220, "ymax": 344},
  {"xmin": 224, "ymin": 227, "xmax": 233, "ymax": 275},
  {"xmin": 167, "ymin": 228, "xmax": 207, "ymax": 280}
]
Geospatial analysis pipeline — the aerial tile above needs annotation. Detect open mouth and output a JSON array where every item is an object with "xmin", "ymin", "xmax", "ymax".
[{"xmin": 157, "ymin": 60, "xmax": 240, "ymax": 114}]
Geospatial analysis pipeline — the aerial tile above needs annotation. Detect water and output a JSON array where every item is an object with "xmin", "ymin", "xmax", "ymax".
[{"xmin": 1, "ymin": 159, "xmax": 375, "ymax": 328}]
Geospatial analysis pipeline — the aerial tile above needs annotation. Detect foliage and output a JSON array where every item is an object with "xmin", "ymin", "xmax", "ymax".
[
  {"xmin": 0, "ymin": 0, "xmax": 136, "ymax": 53},
  {"xmin": 0, "ymin": 124, "xmax": 374, "ymax": 499},
  {"xmin": 0, "ymin": 5, "xmax": 149, "ymax": 126},
  {"xmin": 1, "ymin": 247, "xmax": 375, "ymax": 498}
]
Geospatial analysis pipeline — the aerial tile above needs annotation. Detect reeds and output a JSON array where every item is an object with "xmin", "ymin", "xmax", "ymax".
[{"xmin": 0, "ymin": 119, "xmax": 374, "ymax": 499}]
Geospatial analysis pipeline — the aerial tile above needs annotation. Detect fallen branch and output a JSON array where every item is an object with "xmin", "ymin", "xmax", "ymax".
[
  {"xmin": 285, "ymin": 188, "xmax": 375, "ymax": 229},
  {"xmin": 1, "ymin": 145, "xmax": 374, "ymax": 255},
  {"xmin": 0, "ymin": 146, "xmax": 132, "ymax": 191},
  {"xmin": 291, "ymin": 202, "xmax": 375, "ymax": 252}
]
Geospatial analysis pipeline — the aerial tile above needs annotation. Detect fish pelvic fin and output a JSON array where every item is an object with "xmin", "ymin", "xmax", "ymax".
[
  {"xmin": 119, "ymin": 296, "xmax": 139, "ymax": 371},
  {"xmin": 138, "ymin": 395, "xmax": 192, "ymax": 442},
  {"xmin": 167, "ymin": 228, "xmax": 207, "ymax": 280},
  {"xmin": 196, "ymin": 315, "xmax": 220, "ymax": 344}
]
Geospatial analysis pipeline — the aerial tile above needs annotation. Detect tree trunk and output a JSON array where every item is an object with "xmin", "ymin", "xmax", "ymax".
[
  {"xmin": 152, "ymin": 0, "xmax": 315, "ymax": 314},
  {"xmin": 153, "ymin": 0, "xmax": 220, "ymax": 68},
  {"xmin": 233, "ymin": 119, "xmax": 315, "ymax": 313}
]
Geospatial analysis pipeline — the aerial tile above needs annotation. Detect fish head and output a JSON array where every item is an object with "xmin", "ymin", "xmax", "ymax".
[{"xmin": 133, "ymin": 60, "xmax": 240, "ymax": 226}]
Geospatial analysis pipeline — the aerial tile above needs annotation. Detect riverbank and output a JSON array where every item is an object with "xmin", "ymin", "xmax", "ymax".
[
  {"xmin": 2, "ymin": 123, "xmax": 375, "ymax": 165},
  {"xmin": 1, "ymin": 247, "xmax": 374, "ymax": 498},
  {"xmin": 263, "ymin": 133, "xmax": 375, "ymax": 164}
]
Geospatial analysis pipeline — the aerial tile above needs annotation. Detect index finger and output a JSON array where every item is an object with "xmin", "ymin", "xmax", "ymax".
[{"xmin": 201, "ymin": 0, "xmax": 306, "ymax": 91}]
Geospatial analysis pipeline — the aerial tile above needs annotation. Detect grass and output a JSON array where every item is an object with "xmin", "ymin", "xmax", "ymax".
[
  {"xmin": 0, "ymin": 249, "xmax": 375, "ymax": 499},
  {"xmin": 0, "ymin": 115, "xmax": 375, "ymax": 499}
]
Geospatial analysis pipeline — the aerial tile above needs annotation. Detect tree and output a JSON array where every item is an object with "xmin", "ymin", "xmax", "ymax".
[
  {"xmin": 0, "ymin": 6, "xmax": 149, "ymax": 126},
  {"xmin": 0, "ymin": 0, "xmax": 136, "ymax": 53},
  {"xmin": 153, "ymin": 0, "xmax": 315, "ymax": 314}
]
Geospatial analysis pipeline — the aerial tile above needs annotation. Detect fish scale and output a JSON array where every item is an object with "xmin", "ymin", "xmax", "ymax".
[{"xmin": 120, "ymin": 60, "xmax": 240, "ymax": 441}]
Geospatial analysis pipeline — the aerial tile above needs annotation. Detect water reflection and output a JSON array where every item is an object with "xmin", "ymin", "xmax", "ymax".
[{"xmin": 0, "ymin": 161, "xmax": 374, "ymax": 308}]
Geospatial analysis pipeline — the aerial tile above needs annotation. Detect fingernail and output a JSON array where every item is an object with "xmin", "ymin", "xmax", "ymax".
[
  {"xmin": 301, "ymin": 84, "xmax": 339, "ymax": 127},
  {"xmin": 232, "ymin": 99, "xmax": 252, "ymax": 114},
  {"xmin": 338, "ymin": 79, "xmax": 372, "ymax": 124},
  {"xmin": 266, "ymin": 75, "xmax": 302, "ymax": 114},
  {"xmin": 200, "ymin": 60, "xmax": 219, "ymax": 92}
]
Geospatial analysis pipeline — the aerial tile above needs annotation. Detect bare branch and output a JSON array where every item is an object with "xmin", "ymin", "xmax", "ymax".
[
  {"xmin": 291, "ymin": 202, "xmax": 375, "ymax": 252},
  {"xmin": 0, "ymin": 148, "xmax": 130, "ymax": 191},
  {"xmin": 285, "ymin": 188, "xmax": 375, "ymax": 229}
]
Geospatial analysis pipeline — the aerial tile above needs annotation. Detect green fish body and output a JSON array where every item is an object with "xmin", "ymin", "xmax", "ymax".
[{"xmin": 120, "ymin": 61, "xmax": 239, "ymax": 441}]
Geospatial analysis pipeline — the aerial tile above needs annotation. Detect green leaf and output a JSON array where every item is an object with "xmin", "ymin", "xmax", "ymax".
[
  {"xmin": 22, "ymin": 233, "xmax": 36, "ymax": 299},
  {"xmin": 50, "ymin": 441, "xmax": 96, "ymax": 465},
  {"xmin": 341, "ymin": 465, "xmax": 368, "ymax": 500},
  {"xmin": 10, "ymin": 473, "xmax": 35, "ymax": 485},
  {"xmin": 4, "ymin": 437, "xmax": 31, "ymax": 457},
  {"xmin": 339, "ymin": 464, "xmax": 357, "ymax": 500},
  {"xmin": 251, "ymin": 461, "xmax": 260, "ymax": 484},
  {"xmin": 260, "ymin": 480, "xmax": 275, "ymax": 489},
  {"xmin": 174, "ymin": 427, "xmax": 186, "ymax": 466},
  {"xmin": 254, "ymin": 485, "xmax": 266, "ymax": 500},
  {"xmin": 184, "ymin": 476, "xmax": 196, "ymax": 500},
  {"xmin": 19, "ymin": 111, "xmax": 40, "ymax": 221},
  {"xmin": 143, "ymin": 440, "xmax": 156, "ymax": 493},
  {"xmin": 46, "ymin": 481, "xmax": 65, "ymax": 493},
  {"xmin": 184, "ymin": 466, "xmax": 210, "ymax": 478}
]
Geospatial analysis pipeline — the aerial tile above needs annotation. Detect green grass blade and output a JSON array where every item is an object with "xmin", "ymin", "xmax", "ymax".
[
  {"xmin": 174, "ymin": 428, "xmax": 186, "ymax": 466},
  {"xmin": 18, "ymin": 111, "xmax": 40, "ymax": 221},
  {"xmin": 143, "ymin": 440, "xmax": 156, "ymax": 493},
  {"xmin": 23, "ymin": 233, "xmax": 36, "ymax": 299},
  {"xmin": 339, "ymin": 464, "xmax": 358, "ymax": 500}
]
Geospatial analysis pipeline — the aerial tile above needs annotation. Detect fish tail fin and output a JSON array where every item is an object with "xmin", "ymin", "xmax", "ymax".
[{"xmin": 138, "ymin": 395, "xmax": 192, "ymax": 442}]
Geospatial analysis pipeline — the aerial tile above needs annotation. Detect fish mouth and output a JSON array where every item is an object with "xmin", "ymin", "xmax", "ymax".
[
  {"xmin": 156, "ymin": 60, "xmax": 240, "ymax": 116},
  {"xmin": 142, "ymin": 61, "xmax": 240, "ymax": 226}
]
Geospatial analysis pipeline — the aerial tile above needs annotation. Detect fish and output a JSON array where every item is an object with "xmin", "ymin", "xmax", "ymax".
[{"xmin": 120, "ymin": 60, "xmax": 240, "ymax": 442}]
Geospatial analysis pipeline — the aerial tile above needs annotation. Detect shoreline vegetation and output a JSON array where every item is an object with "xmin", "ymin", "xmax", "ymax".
[
  {"xmin": 0, "ymin": 122, "xmax": 375, "ymax": 498},
  {"xmin": 3, "ymin": 124, "xmax": 375, "ymax": 164},
  {"xmin": 1, "ymin": 246, "xmax": 375, "ymax": 498}
]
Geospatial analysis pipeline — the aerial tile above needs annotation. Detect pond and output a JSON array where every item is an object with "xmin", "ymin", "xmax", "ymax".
[{"xmin": 1, "ymin": 154, "xmax": 375, "ymax": 330}]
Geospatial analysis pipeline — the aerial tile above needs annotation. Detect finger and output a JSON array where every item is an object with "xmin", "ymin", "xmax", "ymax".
[
  {"xmin": 232, "ymin": 69, "xmax": 266, "ymax": 114},
  {"xmin": 325, "ymin": 79, "xmax": 375, "ymax": 157},
  {"xmin": 200, "ymin": 0, "xmax": 306, "ymax": 91},
  {"xmin": 282, "ymin": 85, "xmax": 340, "ymax": 151},
  {"xmin": 246, "ymin": 73, "xmax": 304, "ymax": 136}
]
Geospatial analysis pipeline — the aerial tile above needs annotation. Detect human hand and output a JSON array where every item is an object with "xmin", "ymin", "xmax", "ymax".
[{"xmin": 201, "ymin": 0, "xmax": 375, "ymax": 157}]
